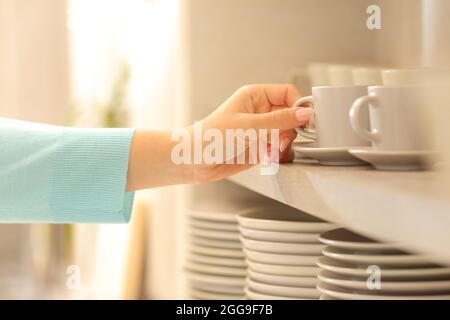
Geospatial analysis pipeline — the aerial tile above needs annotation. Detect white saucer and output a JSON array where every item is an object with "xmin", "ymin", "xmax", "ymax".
[
  {"xmin": 247, "ymin": 278, "xmax": 320, "ymax": 299},
  {"xmin": 190, "ymin": 236, "xmax": 242, "ymax": 249},
  {"xmin": 244, "ymin": 287, "xmax": 302, "ymax": 300},
  {"xmin": 322, "ymin": 246, "xmax": 434, "ymax": 267},
  {"xmin": 294, "ymin": 145, "xmax": 366, "ymax": 166},
  {"xmin": 185, "ymin": 271, "xmax": 245, "ymax": 287},
  {"xmin": 317, "ymin": 281, "xmax": 450, "ymax": 300},
  {"xmin": 240, "ymin": 237, "xmax": 325, "ymax": 255},
  {"xmin": 189, "ymin": 219, "xmax": 238, "ymax": 232},
  {"xmin": 190, "ymin": 227, "xmax": 240, "ymax": 242},
  {"xmin": 317, "ymin": 257, "xmax": 450, "ymax": 280},
  {"xmin": 348, "ymin": 148, "xmax": 436, "ymax": 171},
  {"xmin": 188, "ymin": 253, "xmax": 246, "ymax": 268},
  {"xmin": 246, "ymin": 259, "xmax": 319, "ymax": 277},
  {"xmin": 189, "ymin": 288, "xmax": 243, "ymax": 300},
  {"xmin": 243, "ymin": 248, "xmax": 319, "ymax": 266},
  {"xmin": 318, "ymin": 270, "xmax": 450, "ymax": 294},
  {"xmin": 319, "ymin": 228, "xmax": 401, "ymax": 252},
  {"xmin": 185, "ymin": 261, "xmax": 247, "ymax": 277},
  {"xmin": 190, "ymin": 244, "xmax": 244, "ymax": 258},
  {"xmin": 239, "ymin": 226, "xmax": 320, "ymax": 243},
  {"xmin": 248, "ymin": 269, "xmax": 318, "ymax": 287}
]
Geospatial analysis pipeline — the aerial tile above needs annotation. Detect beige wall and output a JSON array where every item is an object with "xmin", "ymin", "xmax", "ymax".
[{"xmin": 0, "ymin": 0, "xmax": 69, "ymax": 124}]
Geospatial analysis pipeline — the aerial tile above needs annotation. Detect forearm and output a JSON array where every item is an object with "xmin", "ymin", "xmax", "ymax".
[{"xmin": 126, "ymin": 128, "xmax": 196, "ymax": 191}]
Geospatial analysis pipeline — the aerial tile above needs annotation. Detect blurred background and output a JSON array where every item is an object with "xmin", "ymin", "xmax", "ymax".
[{"xmin": 0, "ymin": 0, "xmax": 449, "ymax": 299}]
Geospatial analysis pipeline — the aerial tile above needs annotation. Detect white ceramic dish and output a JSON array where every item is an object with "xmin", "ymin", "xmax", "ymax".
[
  {"xmin": 190, "ymin": 244, "xmax": 244, "ymax": 258},
  {"xmin": 246, "ymin": 259, "xmax": 319, "ymax": 277},
  {"xmin": 188, "ymin": 210, "xmax": 237, "ymax": 223},
  {"xmin": 322, "ymin": 246, "xmax": 434, "ymax": 267},
  {"xmin": 294, "ymin": 146, "xmax": 365, "ymax": 166},
  {"xmin": 244, "ymin": 248, "xmax": 319, "ymax": 266},
  {"xmin": 348, "ymin": 148, "xmax": 435, "ymax": 171},
  {"xmin": 189, "ymin": 281, "xmax": 244, "ymax": 295},
  {"xmin": 317, "ymin": 257, "xmax": 450, "ymax": 280},
  {"xmin": 318, "ymin": 228, "xmax": 400, "ymax": 251},
  {"xmin": 191, "ymin": 236, "xmax": 242, "ymax": 249},
  {"xmin": 319, "ymin": 294, "xmax": 339, "ymax": 300},
  {"xmin": 188, "ymin": 253, "xmax": 246, "ymax": 268},
  {"xmin": 189, "ymin": 288, "xmax": 243, "ymax": 300},
  {"xmin": 185, "ymin": 261, "xmax": 246, "ymax": 277},
  {"xmin": 239, "ymin": 227, "xmax": 320, "ymax": 243},
  {"xmin": 237, "ymin": 207, "xmax": 334, "ymax": 233},
  {"xmin": 247, "ymin": 278, "xmax": 320, "ymax": 299},
  {"xmin": 248, "ymin": 269, "xmax": 318, "ymax": 287},
  {"xmin": 240, "ymin": 237, "xmax": 324, "ymax": 255},
  {"xmin": 244, "ymin": 287, "xmax": 300, "ymax": 300},
  {"xmin": 189, "ymin": 219, "xmax": 238, "ymax": 232},
  {"xmin": 190, "ymin": 227, "xmax": 240, "ymax": 241},
  {"xmin": 318, "ymin": 270, "xmax": 450, "ymax": 293},
  {"xmin": 317, "ymin": 281, "xmax": 450, "ymax": 300},
  {"xmin": 185, "ymin": 271, "xmax": 245, "ymax": 287}
]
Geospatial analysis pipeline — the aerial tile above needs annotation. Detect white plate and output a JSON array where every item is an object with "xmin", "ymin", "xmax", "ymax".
[
  {"xmin": 189, "ymin": 219, "xmax": 238, "ymax": 232},
  {"xmin": 241, "ymin": 237, "xmax": 324, "ymax": 255},
  {"xmin": 348, "ymin": 148, "xmax": 435, "ymax": 171},
  {"xmin": 248, "ymin": 269, "xmax": 318, "ymax": 287},
  {"xmin": 246, "ymin": 259, "xmax": 319, "ymax": 277},
  {"xmin": 237, "ymin": 207, "xmax": 334, "ymax": 233},
  {"xmin": 185, "ymin": 271, "xmax": 245, "ymax": 287},
  {"xmin": 317, "ymin": 281, "xmax": 450, "ymax": 300},
  {"xmin": 239, "ymin": 227, "xmax": 320, "ymax": 243},
  {"xmin": 317, "ymin": 257, "xmax": 450, "ymax": 280},
  {"xmin": 189, "ymin": 288, "xmax": 243, "ymax": 300},
  {"xmin": 189, "ymin": 281, "xmax": 244, "ymax": 295},
  {"xmin": 188, "ymin": 209, "xmax": 237, "ymax": 223},
  {"xmin": 318, "ymin": 270, "xmax": 450, "ymax": 293},
  {"xmin": 185, "ymin": 261, "xmax": 246, "ymax": 277},
  {"xmin": 245, "ymin": 287, "xmax": 301, "ymax": 300},
  {"xmin": 244, "ymin": 248, "xmax": 319, "ymax": 266},
  {"xmin": 247, "ymin": 278, "xmax": 320, "ymax": 299},
  {"xmin": 322, "ymin": 246, "xmax": 434, "ymax": 267},
  {"xmin": 190, "ymin": 227, "xmax": 240, "ymax": 241},
  {"xmin": 188, "ymin": 253, "xmax": 246, "ymax": 268},
  {"xmin": 191, "ymin": 236, "xmax": 242, "ymax": 249},
  {"xmin": 190, "ymin": 244, "xmax": 244, "ymax": 258},
  {"xmin": 319, "ymin": 228, "xmax": 401, "ymax": 251},
  {"xmin": 295, "ymin": 146, "xmax": 366, "ymax": 166}
]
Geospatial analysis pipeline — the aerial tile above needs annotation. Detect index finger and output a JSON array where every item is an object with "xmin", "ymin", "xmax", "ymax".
[{"xmin": 260, "ymin": 84, "xmax": 303, "ymax": 108}]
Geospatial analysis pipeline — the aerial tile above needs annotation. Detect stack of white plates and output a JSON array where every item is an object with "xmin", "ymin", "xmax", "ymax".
[
  {"xmin": 185, "ymin": 209, "xmax": 246, "ymax": 300},
  {"xmin": 237, "ymin": 206, "xmax": 336, "ymax": 300},
  {"xmin": 317, "ymin": 228, "xmax": 450, "ymax": 300}
]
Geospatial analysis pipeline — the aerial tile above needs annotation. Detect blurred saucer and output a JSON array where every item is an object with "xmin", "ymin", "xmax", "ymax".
[
  {"xmin": 349, "ymin": 148, "xmax": 436, "ymax": 171},
  {"xmin": 295, "ymin": 145, "xmax": 366, "ymax": 166}
]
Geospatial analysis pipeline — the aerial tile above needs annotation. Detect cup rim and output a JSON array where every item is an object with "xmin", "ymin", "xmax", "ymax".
[{"xmin": 312, "ymin": 85, "xmax": 368, "ymax": 90}]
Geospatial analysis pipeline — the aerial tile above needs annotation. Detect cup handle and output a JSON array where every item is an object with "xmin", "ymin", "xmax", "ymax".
[
  {"xmin": 349, "ymin": 95, "xmax": 379, "ymax": 142},
  {"xmin": 293, "ymin": 96, "xmax": 316, "ymax": 141}
]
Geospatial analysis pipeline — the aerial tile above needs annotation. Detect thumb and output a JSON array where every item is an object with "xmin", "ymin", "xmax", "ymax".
[{"xmin": 246, "ymin": 107, "xmax": 314, "ymax": 130}]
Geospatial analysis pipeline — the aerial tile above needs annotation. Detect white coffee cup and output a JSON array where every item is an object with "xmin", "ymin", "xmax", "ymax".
[
  {"xmin": 294, "ymin": 85, "xmax": 371, "ymax": 148},
  {"xmin": 328, "ymin": 65, "xmax": 354, "ymax": 86},
  {"xmin": 352, "ymin": 67, "xmax": 383, "ymax": 86},
  {"xmin": 349, "ymin": 86, "xmax": 432, "ymax": 151},
  {"xmin": 382, "ymin": 69, "xmax": 433, "ymax": 86}
]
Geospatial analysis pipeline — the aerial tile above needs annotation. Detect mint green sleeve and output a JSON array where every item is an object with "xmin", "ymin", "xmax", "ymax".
[{"xmin": 0, "ymin": 118, "xmax": 135, "ymax": 223}]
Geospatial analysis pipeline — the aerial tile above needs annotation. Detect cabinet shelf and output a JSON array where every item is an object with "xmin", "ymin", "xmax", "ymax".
[{"xmin": 228, "ymin": 160, "xmax": 450, "ymax": 265}]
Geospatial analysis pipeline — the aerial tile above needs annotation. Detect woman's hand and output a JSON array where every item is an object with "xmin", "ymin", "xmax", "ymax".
[{"xmin": 126, "ymin": 84, "xmax": 313, "ymax": 190}]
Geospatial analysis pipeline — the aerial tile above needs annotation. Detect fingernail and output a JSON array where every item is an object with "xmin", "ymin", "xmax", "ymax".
[
  {"xmin": 279, "ymin": 137, "xmax": 291, "ymax": 152},
  {"xmin": 296, "ymin": 108, "xmax": 314, "ymax": 122}
]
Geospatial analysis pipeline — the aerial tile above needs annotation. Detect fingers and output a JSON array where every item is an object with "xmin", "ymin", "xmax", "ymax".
[
  {"xmin": 244, "ymin": 106, "xmax": 314, "ymax": 130},
  {"xmin": 252, "ymin": 84, "xmax": 303, "ymax": 107}
]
